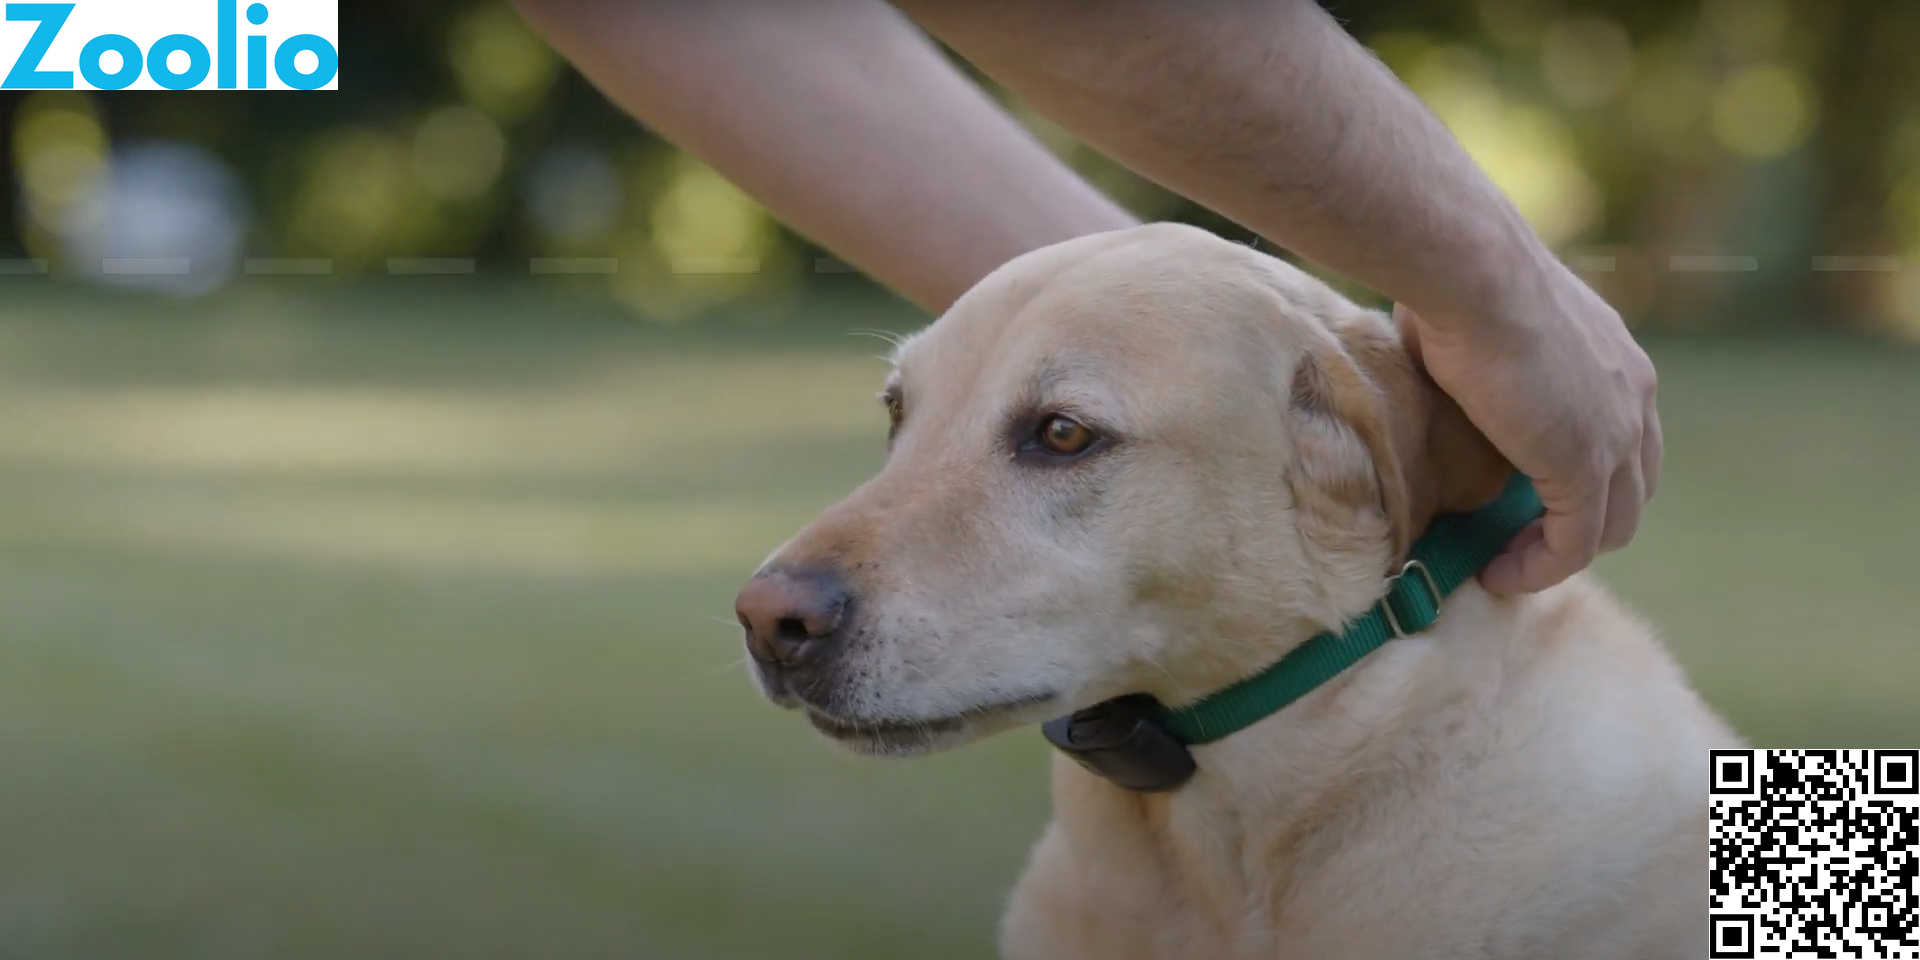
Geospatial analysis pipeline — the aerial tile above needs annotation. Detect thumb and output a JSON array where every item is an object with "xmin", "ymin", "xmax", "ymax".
[{"xmin": 1480, "ymin": 499, "xmax": 1601, "ymax": 595}]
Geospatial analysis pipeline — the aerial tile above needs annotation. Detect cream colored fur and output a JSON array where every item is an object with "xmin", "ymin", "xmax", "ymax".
[{"xmin": 743, "ymin": 223, "xmax": 1739, "ymax": 959}]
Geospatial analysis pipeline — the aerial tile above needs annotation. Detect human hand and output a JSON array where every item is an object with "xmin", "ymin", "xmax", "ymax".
[{"xmin": 1396, "ymin": 256, "xmax": 1661, "ymax": 594}]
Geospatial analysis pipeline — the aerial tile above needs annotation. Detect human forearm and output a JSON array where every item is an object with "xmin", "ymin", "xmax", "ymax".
[
  {"xmin": 890, "ymin": 0, "xmax": 1551, "ymax": 327},
  {"xmin": 512, "ymin": 0, "xmax": 1134, "ymax": 312}
]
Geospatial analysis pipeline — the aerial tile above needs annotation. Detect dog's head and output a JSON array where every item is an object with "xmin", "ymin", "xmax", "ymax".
[{"xmin": 735, "ymin": 223, "xmax": 1508, "ymax": 754}]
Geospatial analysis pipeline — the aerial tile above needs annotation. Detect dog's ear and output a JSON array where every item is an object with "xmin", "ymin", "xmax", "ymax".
[{"xmin": 1285, "ymin": 306, "xmax": 1510, "ymax": 574}]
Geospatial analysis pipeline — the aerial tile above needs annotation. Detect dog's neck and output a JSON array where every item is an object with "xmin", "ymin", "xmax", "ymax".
[{"xmin": 1047, "ymin": 582, "xmax": 1529, "ymax": 934}]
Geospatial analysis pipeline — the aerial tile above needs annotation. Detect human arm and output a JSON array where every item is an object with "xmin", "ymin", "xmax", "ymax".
[{"xmin": 509, "ymin": 0, "xmax": 1136, "ymax": 313}]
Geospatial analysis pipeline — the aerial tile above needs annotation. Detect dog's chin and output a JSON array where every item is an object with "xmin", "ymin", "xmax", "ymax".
[{"xmin": 800, "ymin": 693, "xmax": 1059, "ymax": 757}]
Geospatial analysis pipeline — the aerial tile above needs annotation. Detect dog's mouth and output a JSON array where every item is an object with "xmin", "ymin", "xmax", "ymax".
[{"xmin": 802, "ymin": 691, "xmax": 1059, "ymax": 756}]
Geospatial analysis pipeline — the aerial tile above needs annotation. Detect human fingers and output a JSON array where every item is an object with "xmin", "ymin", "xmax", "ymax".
[
  {"xmin": 1480, "ymin": 481, "xmax": 1604, "ymax": 595},
  {"xmin": 1596, "ymin": 455, "xmax": 1645, "ymax": 553},
  {"xmin": 1642, "ymin": 405, "xmax": 1663, "ymax": 503}
]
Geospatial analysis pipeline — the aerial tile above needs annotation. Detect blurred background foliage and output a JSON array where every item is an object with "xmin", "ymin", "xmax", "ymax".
[
  {"xmin": 3, "ymin": 3, "xmax": 1918, "ymax": 958},
  {"xmin": 3, "ymin": 0, "xmax": 1919, "ymax": 333}
]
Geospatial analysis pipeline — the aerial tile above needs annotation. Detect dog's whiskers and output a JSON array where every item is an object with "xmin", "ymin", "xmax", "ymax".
[
  {"xmin": 846, "ymin": 328, "xmax": 906, "ymax": 348},
  {"xmin": 709, "ymin": 652, "xmax": 752, "ymax": 675}
]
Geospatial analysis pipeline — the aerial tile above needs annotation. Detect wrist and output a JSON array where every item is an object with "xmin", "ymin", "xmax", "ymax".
[{"xmin": 1419, "ymin": 213, "xmax": 1565, "ymax": 337}]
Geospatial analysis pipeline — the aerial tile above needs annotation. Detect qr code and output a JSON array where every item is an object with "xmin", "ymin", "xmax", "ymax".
[{"xmin": 1711, "ymin": 749, "xmax": 1919, "ymax": 958}]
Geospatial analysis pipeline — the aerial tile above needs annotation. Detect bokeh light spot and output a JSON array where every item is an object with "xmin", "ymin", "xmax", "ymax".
[
  {"xmin": 1711, "ymin": 64, "xmax": 1814, "ymax": 159},
  {"xmin": 525, "ymin": 146, "xmax": 622, "ymax": 241},
  {"xmin": 1627, "ymin": 39, "xmax": 1711, "ymax": 160},
  {"xmin": 648, "ymin": 156, "xmax": 778, "ymax": 277},
  {"xmin": 410, "ymin": 105, "xmax": 508, "ymax": 202},
  {"xmin": 12, "ymin": 93, "xmax": 110, "ymax": 230},
  {"xmin": 287, "ymin": 128, "xmax": 424, "ymax": 259},
  {"xmin": 60, "ymin": 142, "xmax": 247, "ymax": 296},
  {"xmin": 449, "ymin": 3, "xmax": 560, "ymax": 121}
]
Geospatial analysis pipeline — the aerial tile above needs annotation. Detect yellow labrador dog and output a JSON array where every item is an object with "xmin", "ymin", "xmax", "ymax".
[{"xmin": 735, "ymin": 223, "xmax": 1738, "ymax": 959}]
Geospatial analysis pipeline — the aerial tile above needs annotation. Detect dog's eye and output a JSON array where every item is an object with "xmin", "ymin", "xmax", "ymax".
[
  {"xmin": 1035, "ymin": 415, "xmax": 1097, "ymax": 456},
  {"xmin": 880, "ymin": 389, "xmax": 903, "ymax": 438}
]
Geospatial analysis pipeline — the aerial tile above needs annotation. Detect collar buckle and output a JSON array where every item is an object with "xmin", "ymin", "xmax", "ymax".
[{"xmin": 1380, "ymin": 558, "xmax": 1443, "ymax": 638}]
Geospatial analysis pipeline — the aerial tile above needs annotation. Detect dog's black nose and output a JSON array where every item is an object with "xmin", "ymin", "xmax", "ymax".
[{"xmin": 735, "ymin": 567, "xmax": 850, "ymax": 668}]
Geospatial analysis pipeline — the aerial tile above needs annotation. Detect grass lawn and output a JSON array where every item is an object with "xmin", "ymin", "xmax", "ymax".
[{"xmin": 1, "ymin": 281, "xmax": 1915, "ymax": 958}]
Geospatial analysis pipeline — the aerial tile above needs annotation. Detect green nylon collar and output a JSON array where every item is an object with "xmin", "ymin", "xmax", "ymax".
[{"xmin": 1152, "ymin": 472, "xmax": 1544, "ymax": 745}]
